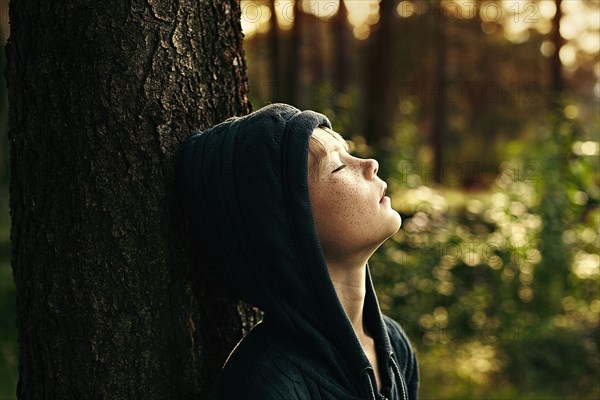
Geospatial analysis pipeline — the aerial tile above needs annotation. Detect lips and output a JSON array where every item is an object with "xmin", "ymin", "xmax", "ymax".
[{"xmin": 380, "ymin": 184, "xmax": 387, "ymax": 202}]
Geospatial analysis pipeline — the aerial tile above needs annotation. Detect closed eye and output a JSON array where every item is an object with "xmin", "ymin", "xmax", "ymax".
[{"xmin": 332, "ymin": 164, "xmax": 346, "ymax": 173}]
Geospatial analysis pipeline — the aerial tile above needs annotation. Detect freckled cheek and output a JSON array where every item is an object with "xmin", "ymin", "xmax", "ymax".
[{"xmin": 325, "ymin": 187, "xmax": 366, "ymax": 220}]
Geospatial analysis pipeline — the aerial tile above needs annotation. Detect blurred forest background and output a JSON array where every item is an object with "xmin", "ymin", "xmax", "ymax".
[
  {"xmin": 239, "ymin": 0, "xmax": 599, "ymax": 398},
  {"xmin": 0, "ymin": 0, "xmax": 598, "ymax": 399}
]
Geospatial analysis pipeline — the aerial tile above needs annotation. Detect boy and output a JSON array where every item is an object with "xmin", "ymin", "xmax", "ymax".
[{"xmin": 182, "ymin": 103, "xmax": 418, "ymax": 400}]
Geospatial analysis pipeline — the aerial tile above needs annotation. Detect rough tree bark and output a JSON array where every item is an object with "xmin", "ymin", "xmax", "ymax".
[{"xmin": 6, "ymin": 0, "xmax": 257, "ymax": 398}]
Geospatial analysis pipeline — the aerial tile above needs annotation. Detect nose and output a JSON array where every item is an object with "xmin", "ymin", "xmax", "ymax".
[{"xmin": 364, "ymin": 158, "xmax": 379, "ymax": 179}]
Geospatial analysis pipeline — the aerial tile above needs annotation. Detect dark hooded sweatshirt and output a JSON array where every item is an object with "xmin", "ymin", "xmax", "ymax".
[{"xmin": 181, "ymin": 103, "xmax": 419, "ymax": 400}]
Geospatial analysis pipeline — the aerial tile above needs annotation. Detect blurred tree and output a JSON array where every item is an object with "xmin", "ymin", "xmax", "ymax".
[
  {"xmin": 288, "ymin": 0, "xmax": 304, "ymax": 105},
  {"xmin": 430, "ymin": 2, "xmax": 448, "ymax": 184},
  {"xmin": 307, "ymin": 15, "xmax": 325, "ymax": 87},
  {"xmin": 5, "ymin": 0, "xmax": 257, "ymax": 398},
  {"xmin": 0, "ymin": 28, "xmax": 7, "ymax": 201},
  {"xmin": 363, "ymin": 0, "xmax": 400, "ymax": 146},
  {"xmin": 534, "ymin": 0, "xmax": 570, "ymax": 316},
  {"xmin": 333, "ymin": 0, "xmax": 349, "ymax": 94},
  {"xmin": 268, "ymin": 0, "xmax": 281, "ymax": 101},
  {"xmin": 550, "ymin": 0, "xmax": 564, "ymax": 96}
]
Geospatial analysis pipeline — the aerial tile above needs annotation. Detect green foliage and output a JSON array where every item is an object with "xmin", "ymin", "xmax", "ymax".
[{"xmin": 368, "ymin": 109, "xmax": 600, "ymax": 399}]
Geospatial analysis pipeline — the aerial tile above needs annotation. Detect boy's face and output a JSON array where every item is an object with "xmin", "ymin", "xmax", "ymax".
[{"xmin": 307, "ymin": 128, "xmax": 402, "ymax": 261}]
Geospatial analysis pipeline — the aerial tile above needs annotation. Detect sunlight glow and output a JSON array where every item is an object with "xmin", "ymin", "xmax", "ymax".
[
  {"xmin": 353, "ymin": 24, "xmax": 370, "ymax": 41},
  {"xmin": 534, "ymin": 19, "xmax": 552, "ymax": 35},
  {"xmin": 346, "ymin": 0, "xmax": 380, "ymax": 40},
  {"xmin": 456, "ymin": 343, "xmax": 503, "ymax": 384},
  {"xmin": 503, "ymin": 18, "xmax": 530, "ymax": 44},
  {"xmin": 275, "ymin": 0, "xmax": 295, "ymax": 30},
  {"xmin": 576, "ymin": 32, "xmax": 600, "ymax": 54},
  {"xmin": 571, "ymin": 191, "xmax": 589, "ymax": 206},
  {"xmin": 572, "ymin": 141, "xmax": 600, "ymax": 156},
  {"xmin": 397, "ymin": 1, "xmax": 416, "ymax": 18},
  {"xmin": 581, "ymin": 141, "xmax": 599, "ymax": 156},
  {"xmin": 560, "ymin": 14, "xmax": 586, "ymax": 40},
  {"xmin": 540, "ymin": 40, "xmax": 555, "ymax": 57},
  {"xmin": 239, "ymin": 0, "xmax": 598, "ymax": 71},
  {"xmin": 539, "ymin": 0, "xmax": 556, "ymax": 19},
  {"xmin": 559, "ymin": 44, "xmax": 577, "ymax": 67},
  {"xmin": 589, "ymin": 10, "xmax": 600, "ymax": 30},
  {"xmin": 564, "ymin": 104, "xmax": 579, "ymax": 119},
  {"xmin": 562, "ymin": 0, "xmax": 585, "ymax": 15},
  {"xmin": 240, "ymin": 1, "xmax": 271, "ymax": 39},
  {"xmin": 572, "ymin": 251, "xmax": 600, "ymax": 279},
  {"xmin": 302, "ymin": 0, "xmax": 339, "ymax": 20},
  {"xmin": 346, "ymin": 0, "xmax": 379, "ymax": 27}
]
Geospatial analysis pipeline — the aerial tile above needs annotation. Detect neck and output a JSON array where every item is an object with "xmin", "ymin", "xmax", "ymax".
[{"xmin": 325, "ymin": 252, "xmax": 371, "ymax": 338}]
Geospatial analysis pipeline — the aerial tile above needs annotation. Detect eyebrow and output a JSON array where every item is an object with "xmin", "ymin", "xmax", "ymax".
[{"xmin": 329, "ymin": 144, "xmax": 345, "ymax": 154}]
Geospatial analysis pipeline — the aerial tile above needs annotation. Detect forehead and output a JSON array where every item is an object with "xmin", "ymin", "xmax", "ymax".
[{"xmin": 312, "ymin": 127, "xmax": 347, "ymax": 152}]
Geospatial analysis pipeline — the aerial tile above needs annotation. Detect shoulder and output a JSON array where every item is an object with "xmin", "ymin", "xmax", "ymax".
[
  {"xmin": 211, "ymin": 357, "xmax": 305, "ymax": 400},
  {"xmin": 383, "ymin": 315, "xmax": 416, "ymax": 371},
  {"xmin": 210, "ymin": 320, "xmax": 362, "ymax": 400},
  {"xmin": 209, "ymin": 322, "xmax": 309, "ymax": 400},
  {"xmin": 382, "ymin": 314, "xmax": 415, "ymax": 358}
]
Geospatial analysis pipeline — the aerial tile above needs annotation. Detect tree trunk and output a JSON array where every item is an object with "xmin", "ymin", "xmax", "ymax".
[
  {"xmin": 288, "ymin": 0, "xmax": 304, "ymax": 105},
  {"xmin": 0, "ymin": 27, "xmax": 7, "ymax": 195},
  {"xmin": 533, "ymin": 0, "xmax": 569, "ymax": 316},
  {"xmin": 363, "ymin": 0, "xmax": 399, "ymax": 146},
  {"xmin": 269, "ymin": 0, "xmax": 280, "ymax": 101},
  {"xmin": 6, "ymin": 1, "xmax": 257, "ymax": 398},
  {"xmin": 333, "ymin": 0, "xmax": 349, "ymax": 94},
  {"xmin": 550, "ymin": 0, "xmax": 564, "ymax": 97},
  {"xmin": 430, "ymin": 4, "xmax": 448, "ymax": 184},
  {"xmin": 307, "ymin": 17, "xmax": 325, "ymax": 88}
]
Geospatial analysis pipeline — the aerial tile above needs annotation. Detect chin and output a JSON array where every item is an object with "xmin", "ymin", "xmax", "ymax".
[
  {"xmin": 388, "ymin": 209, "xmax": 402, "ymax": 233},
  {"xmin": 377, "ymin": 212, "xmax": 402, "ymax": 246},
  {"xmin": 395, "ymin": 211, "xmax": 403, "ymax": 230}
]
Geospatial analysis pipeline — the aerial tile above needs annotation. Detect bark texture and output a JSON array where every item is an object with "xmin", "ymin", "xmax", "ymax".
[{"xmin": 6, "ymin": 0, "xmax": 256, "ymax": 398}]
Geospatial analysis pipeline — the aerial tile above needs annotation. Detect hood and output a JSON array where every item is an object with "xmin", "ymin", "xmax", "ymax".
[{"xmin": 181, "ymin": 103, "xmax": 400, "ymax": 399}]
